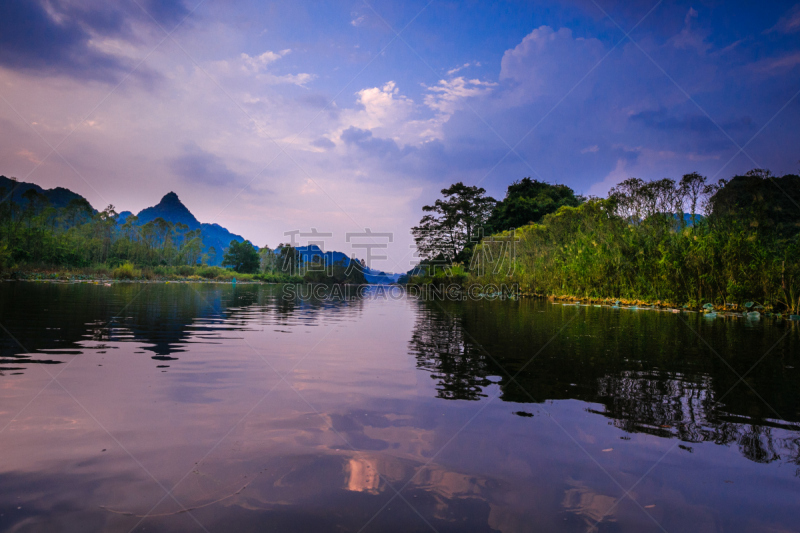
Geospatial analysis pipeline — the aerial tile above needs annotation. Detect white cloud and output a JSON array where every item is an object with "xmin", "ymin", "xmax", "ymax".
[
  {"xmin": 241, "ymin": 49, "xmax": 291, "ymax": 73},
  {"xmin": 423, "ymin": 77, "xmax": 496, "ymax": 114},
  {"xmin": 234, "ymin": 49, "xmax": 315, "ymax": 86},
  {"xmin": 334, "ymin": 81, "xmax": 442, "ymax": 146},
  {"xmin": 581, "ymin": 145, "xmax": 599, "ymax": 154},
  {"xmin": 446, "ymin": 61, "xmax": 481, "ymax": 76},
  {"xmin": 499, "ymin": 26, "xmax": 603, "ymax": 104}
]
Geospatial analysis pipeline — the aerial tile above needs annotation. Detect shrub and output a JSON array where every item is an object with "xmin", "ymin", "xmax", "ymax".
[{"xmin": 112, "ymin": 262, "xmax": 142, "ymax": 280}]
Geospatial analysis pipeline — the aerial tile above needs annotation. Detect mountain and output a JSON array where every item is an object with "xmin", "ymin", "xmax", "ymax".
[
  {"xmin": 293, "ymin": 245, "xmax": 401, "ymax": 284},
  {"xmin": 0, "ymin": 175, "xmax": 94, "ymax": 210},
  {"xmin": 132, "ymin": 192, "xmax": 246, "ymax": 266},
  {"xmin": 199, "ymin": 222, "xmax": 247, "ymax": 265},
  {"xmin": 137, "ymin": 192, "xmax": 201, "ymax": 229},
  {"xmin": 0, "ymin": 176, "xmax": 403, "ymax": 280}
]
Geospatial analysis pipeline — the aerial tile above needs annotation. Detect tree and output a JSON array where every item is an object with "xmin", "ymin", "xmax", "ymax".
[
  {"xmin": 276, "ymin": 244, "xmax": 299, "ymax": 275},
  {"xmin": 485, "ymin": 177, "xmax": 583, "ymax": 232},
  {"xmin": 412, "ymin": 182, "xmax": 496, "ymax": 262},
  {"xmin": 259, "ymin": 245, "xmax": 277, "ymax": 272},
  {"xmin": 64, "ymin": 198, "xmax": 93, "ymax": 227},
  {"xmin": 221, "ymin": 240, "xmax": 260, "ymax": 273},
  {"xmin": 707, "ymin": 170, "xmax": 800, "ymax": 238}
]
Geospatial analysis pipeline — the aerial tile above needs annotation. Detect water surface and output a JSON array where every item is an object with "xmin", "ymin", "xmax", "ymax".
[{"xmin": 1, "ymin": 282, "xmax": 798, "ymax": 532}]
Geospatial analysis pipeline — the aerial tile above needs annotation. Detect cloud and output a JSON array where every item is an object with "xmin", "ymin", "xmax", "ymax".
[
  {"xmin": 2, "ymin": 4, "xmax": 799, "ymax": 269},
  {"xmin": 351, "ymin": 15, "xmax": 366, "ymax": 27},
  {"xmin": 750, "ymin": 51, "xmax": 800, "ymax": 73},
  {"xmin": 229, "ymin": 49, "xmax": 315, "ymax": 86},
  {"xmin": 341, "ymin": 127, "xmax": 406, "ymax": 158},
  {"xmin": 423, "ymin": 77, "xmax": 496, "ymax": 115},
  {"xmin": 630, "ymin": 109, "xmax": 754, "ymax": 134},
  {"xmin": 768, "ymin": 3, "xmax": 800, "ymax": 34},
  {"xmin": 311, "ymin": 137, "xmax": 335, "ymax": 150},
  {"xmin": 169, "ymin": 144, "xmax": 247, "ymax": 188},
  {"xmin": 499, "ymin": 26, "xmax": 603, "ymax": 103},
  {"xmin": 354, "ymin": 82, "xmax": 413, "ymax": 125},
  {"xmin": 0, "ymin": 0, "xmax": 186, "ymax": 83},
  {"xmin": 241, "ymin": 49, "xmax": 291, "ymax": 73},
  {"xmin": 0, "ymin": 0, "xmax": 129, "ymax": 82},
  {"xmin": 446, "ymin": 62, "xmax": 481, "ymax": 76},
  {"xmin": 669, "ymin": 8, "xmax": 711, "ymax": 54}
]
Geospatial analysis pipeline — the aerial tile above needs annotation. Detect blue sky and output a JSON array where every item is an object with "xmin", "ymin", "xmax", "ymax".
[{"xmin": 1, "ymin": 0, "xmax": 799, "ymax": 271}]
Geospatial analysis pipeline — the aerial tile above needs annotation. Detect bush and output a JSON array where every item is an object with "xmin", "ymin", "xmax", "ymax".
[
  {"xmin": 196, "ymin": 266, "xmax": 222, "ymax": 279},
  {"xmin": 176, "ymin": 265, "xmax": 194, "ymax": 277},
  {"xmin": 112, "ymin": 262, "xmax": 142, "ymax": 279}
]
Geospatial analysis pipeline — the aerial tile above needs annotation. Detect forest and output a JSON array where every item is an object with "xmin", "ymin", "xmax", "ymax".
[
  {"xmin": 0, "ymin": 184, "xmax": 365, "ymax": 283},
  {"xmin": 411, "ymin": 170, "xmax": 800, "ymax": 311}
]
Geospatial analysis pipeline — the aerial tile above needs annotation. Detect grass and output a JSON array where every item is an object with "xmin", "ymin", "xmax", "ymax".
[{"xmin": 5, "ymin": 263, "xmax": 279, "ymax": 282}]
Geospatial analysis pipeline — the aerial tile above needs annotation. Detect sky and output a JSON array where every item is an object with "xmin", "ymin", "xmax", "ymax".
[{"xmin": 1, "ymin": 0, "xmax": 799, "ymax": 273}]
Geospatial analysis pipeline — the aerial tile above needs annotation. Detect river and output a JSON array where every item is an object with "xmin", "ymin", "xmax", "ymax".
[{"xmin": 0, "ymin": 282, "xmax": 798, "ymax": 532}]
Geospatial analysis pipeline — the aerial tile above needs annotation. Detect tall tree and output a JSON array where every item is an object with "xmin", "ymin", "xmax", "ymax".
[
  {"xmin": 412, "ymin": 182, "xmax": 496, "ymax": 262},
  {"xmin": 222, "ymin": 240, "xmax": 260, "ymax": 273},
  {"xmin": 485, "ymin": 177, "xmax": 583, "ymax": 232}
]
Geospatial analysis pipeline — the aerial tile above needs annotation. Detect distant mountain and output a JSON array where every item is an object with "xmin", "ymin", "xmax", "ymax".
[
  {"xmin": 293, "ymin": 245, "xmax": 401, "ymax": 284},
  {"xmin": 0, "ymin": 176, "xmax": 403, "ymax": 279},
  {"xmin": 0, "ymin": 175, "xmax": 94, "ymax": 210},
  {"xmin": 137, "ymin": 192, "xmax": 201, "ymax": 229},
  {"xmin": 132, "ymin": 192, "xmax": 246, "ymax": 266}
]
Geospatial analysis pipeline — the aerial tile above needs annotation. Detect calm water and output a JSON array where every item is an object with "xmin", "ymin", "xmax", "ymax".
[{"xmin": 0, "ymin": 282, "xmax": 799, "ymax": 532}]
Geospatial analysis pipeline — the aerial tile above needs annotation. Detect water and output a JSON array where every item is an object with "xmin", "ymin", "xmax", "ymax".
[{"xmin": 0, "ymin": 282, "xmax": 799, "ymax": 532}]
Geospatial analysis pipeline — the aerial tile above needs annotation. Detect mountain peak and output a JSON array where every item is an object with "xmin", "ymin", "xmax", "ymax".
[
  {"xmin": 136, "ymin": 191, "xmax": 200, "ymax": 229},
  {"xmin": 159, "ymin": 191, "xmax": 181, "ymax": 204}
]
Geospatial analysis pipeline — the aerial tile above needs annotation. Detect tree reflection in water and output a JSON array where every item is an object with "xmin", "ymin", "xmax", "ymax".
[{"xmin": 409, "ymin": 298, "xmax": 800, "ymax": 470}]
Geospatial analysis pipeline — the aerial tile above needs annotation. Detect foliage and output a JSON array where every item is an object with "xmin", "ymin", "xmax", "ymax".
[
  {"xmin": 0, "ymin": 183, "xmax": 256, "ymax": 277},
  {"xmin": 221, "ymin": 239, "xmax": 260, "ymax": 273},
  {"xmin": 442, "ymin": 171, "xmax": 800, "ymax": 311},
  {"xmin": 263, "ymin": 244, "xmax": 366, "ymax": 284},
  {"xmin": 485, "ymin": 177, "xmax": 584, "ymax": 233},
  {"xmin": 112, "ymin": 262, "xmax": 142, "ymax": 280},
  {"xmin": 707, "ymin": 169, "xmax": 800, "ymax": 238},
  {"xmin": 412, "ymin": 182, "xmax": 495, "ymax": 264}
]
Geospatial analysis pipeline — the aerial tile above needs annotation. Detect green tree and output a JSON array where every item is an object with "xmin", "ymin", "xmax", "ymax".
[
  {"xmin": 221, "ymin": 240, "xmax": 260, "ymax": 273},
  {"xmin": 486, "ymin": 177, "xmax": 583, "ymax": 233},
  {"xmin": 412, "ymin": 182, "xmax": 496, "ymax": 263}
]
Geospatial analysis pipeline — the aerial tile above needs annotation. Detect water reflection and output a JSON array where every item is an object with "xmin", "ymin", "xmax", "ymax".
[
  {"xmin": 0, "ymin": 282, "xmax": 369, "ymax": 371},
  {"xmin": 409, "ymin": 298, "xmax": 800, "ymax": 469},
  {"xmin": 0, "ymin": 283, "xmax": 799, "ymax": 532}
]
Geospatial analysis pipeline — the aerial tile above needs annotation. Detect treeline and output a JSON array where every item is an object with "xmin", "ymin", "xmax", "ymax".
[
  {"xmin": 411, "ymin": 170, "xmax": 800, "ymax": 311},
  {"xmin": 0, "ymin": 183, "xmax": 367, "ymax": 283},
  {"xmin": 0, "ymin": 185, "xmax": 211, "ymax": 269},
  {"xmin": 0, "ymin": 189, "xmax": 233, "ymax": 278}
]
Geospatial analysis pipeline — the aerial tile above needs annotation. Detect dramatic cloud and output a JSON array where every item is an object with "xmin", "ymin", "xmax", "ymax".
[{"xmin": 0, "ymin": 0, "xmax": 188, "ymax": 82}]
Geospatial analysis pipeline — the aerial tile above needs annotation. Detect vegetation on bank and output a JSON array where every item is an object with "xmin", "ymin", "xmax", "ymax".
[
  {"xmin": 410, "ymin": 170, "xmax": 800, "ymax": 312},
  {"xmin": 7, "ymin": 263, "xmax": 304, "ymax": 282},
  {"xmin": 0, "ymin": 183, "xmax": 365, "ymax": 284}
]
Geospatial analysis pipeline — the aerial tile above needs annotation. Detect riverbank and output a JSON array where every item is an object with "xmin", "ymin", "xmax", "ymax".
[
  {"xmin": 407, "ymin": 276, "xmax": 798, "ymax": 315},
  {"xmin": 2, "ymin": 265, "xmax": 303, "ymax": 283}
]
